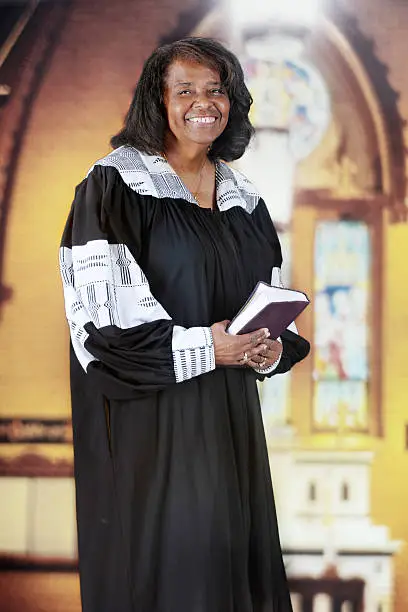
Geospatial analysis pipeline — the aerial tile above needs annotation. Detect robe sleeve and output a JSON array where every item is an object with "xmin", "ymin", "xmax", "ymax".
[
  {"xmin": 59, "ymin": 165, "xmax": 215, "ymax": 399},
  {"xmin": 250, "ymin": 199, "xmax": 310, "ymax": 380}
]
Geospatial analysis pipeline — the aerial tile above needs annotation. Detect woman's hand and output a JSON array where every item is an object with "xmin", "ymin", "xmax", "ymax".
[
  {"xmin": 248, "ymin": 338, "xmax": 283, "ymax": 370},
  {"xmin": 211, "ymin": 321, "xmax": 270, "ymax": 367}
]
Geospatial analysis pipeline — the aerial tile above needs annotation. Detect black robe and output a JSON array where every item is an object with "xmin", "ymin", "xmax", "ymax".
[{"xmin": 59, "ymin": 146, "xmax": 310, "ymax": 612}]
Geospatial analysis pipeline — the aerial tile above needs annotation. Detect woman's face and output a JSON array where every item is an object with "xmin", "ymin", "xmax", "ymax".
[{"xmin": 163, "ymin": 58, "xmax": 230, "ymax": 148}]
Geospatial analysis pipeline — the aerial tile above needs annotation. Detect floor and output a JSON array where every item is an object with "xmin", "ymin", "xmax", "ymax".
[{"xmin": 0, "ymin": 572, "xmax": 81, "ymax": 612}]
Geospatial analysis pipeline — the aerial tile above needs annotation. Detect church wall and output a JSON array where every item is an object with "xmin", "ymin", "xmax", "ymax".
[{"xmin": 0, "ymin": 0, "xmax": 407, "ymax": 610}]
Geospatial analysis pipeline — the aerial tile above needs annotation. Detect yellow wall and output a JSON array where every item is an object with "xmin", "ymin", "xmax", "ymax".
[
  {"xmin": 374, "ymin": 223, "xmax": 408, "ymax": 609},
  {"xmin": 0, "ymin": 0, "xmax": 407, "ymax": 609}
]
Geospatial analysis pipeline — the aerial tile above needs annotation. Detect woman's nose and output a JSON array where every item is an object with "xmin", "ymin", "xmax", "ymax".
[{"xmin": 193, "ymin": 92, "xmax": 214, "ymax": 108}]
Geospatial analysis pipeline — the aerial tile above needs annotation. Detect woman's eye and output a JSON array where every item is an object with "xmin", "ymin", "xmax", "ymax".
[
  {"xmin": 178, "ymin": 89, "xmax": 192, "ymax": 95},
  {"xmin": 211, "ymin": 88, "xmax": 225, "ymax": 95}
]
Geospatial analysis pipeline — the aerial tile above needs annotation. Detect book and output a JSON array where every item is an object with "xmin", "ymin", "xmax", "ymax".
[{"xmin": 226, "ymin": 281, "xmax": 310, "ymax": 338}]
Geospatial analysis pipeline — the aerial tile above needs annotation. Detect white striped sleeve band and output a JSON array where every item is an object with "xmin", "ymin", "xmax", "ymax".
[{"xmin": 172, "ymin": 326, "xmax": 215, "ymax": 383}]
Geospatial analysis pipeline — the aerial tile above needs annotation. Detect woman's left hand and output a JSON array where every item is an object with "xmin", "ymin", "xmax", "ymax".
[{"xmin": 248, "ymin": 338, "xmax": 283, "ymax": 370}]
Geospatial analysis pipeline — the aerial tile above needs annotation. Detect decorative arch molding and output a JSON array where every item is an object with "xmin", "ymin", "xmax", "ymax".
[
  {"xmin": 0, "ymin": 1, "xmax": 72, "ymax": 312},
  {"xmin": 317, "ymin": 6, "xmax": 407, "ymax": 221}
]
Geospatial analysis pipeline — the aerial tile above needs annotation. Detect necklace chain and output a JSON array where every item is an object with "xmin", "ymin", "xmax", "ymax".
[
  {"xmin": 162, "ymin": 152, "xmax": 207, "ymax": 204},
  {"xmin": 192, "ymin": 155, "xmax": 207, "ymax": 202}
]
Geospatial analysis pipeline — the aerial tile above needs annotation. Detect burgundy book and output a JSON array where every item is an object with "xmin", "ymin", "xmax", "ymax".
[{"xmin": 227, "ymin": 281, "xmax": 310, "ymax": 339}]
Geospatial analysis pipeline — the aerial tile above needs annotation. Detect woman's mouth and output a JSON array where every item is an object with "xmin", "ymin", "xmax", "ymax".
[{"xmin": 186, "ymin": 116, "xmax": 217, "ymax": 125}]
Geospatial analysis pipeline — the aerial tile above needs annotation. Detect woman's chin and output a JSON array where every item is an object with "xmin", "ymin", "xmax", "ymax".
[{"xmin": 182, "ymin": 134, "xmax": 218, "ymax": 147}]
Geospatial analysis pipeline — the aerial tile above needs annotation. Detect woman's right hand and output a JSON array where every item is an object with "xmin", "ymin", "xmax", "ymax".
[{"xmin": 211, "ymin": 321, "xmax": 270, "ymax": 367}]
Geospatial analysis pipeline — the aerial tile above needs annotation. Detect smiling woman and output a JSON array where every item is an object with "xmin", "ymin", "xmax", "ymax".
[
  {"xmin": 111, "ymin": 37, "xmax": 254, "ymax": 162},
  {"xmin": 162, "ymin": 60, "xmax": 230, "ymax": 207},
  {"xmin": 164, "ymin": 61, "xmax": 230, "ymax": 142},
  {"xmin": 59, "ymin": 37, "xmax": 309, "ymax": 612}
]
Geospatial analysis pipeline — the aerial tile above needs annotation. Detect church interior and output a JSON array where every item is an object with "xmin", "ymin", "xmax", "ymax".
[{"xmin": 0, "ymin": 0, "xmax": 407, "ymax": 610}]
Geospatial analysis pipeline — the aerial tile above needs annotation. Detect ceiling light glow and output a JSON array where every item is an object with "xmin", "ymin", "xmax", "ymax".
[{"xmin": 226, "ymin": 0, "xmax": 320, "ymax": 29}]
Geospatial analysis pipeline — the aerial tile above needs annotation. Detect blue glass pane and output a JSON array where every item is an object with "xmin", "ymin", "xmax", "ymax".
[
  {"xmin": 314, "ymin": 381, "xmax": 368, "ymax": 431},
  {"xmin": 314, "ymin": 221, "xmax": 370, "ymax": 381}
]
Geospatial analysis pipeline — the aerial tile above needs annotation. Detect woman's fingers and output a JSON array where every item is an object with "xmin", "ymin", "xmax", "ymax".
[
  {"xmin": 244, "ymin": 328, "xmax": 270, "ymax": 346},
  {"xmin": 247, "ymin": 358, "xmax": 266, "ymax": 369},
  {"xmin": 235, "ymin": 330, "xmax": 272, "ymax": 365},
  {"xmin": 257, "ymin": 348, "xmax": 274, "ymax": 360},
  {"xmin": 239, "ymin": 329, "xmax": 270, "ymax": 354},
  {"xmin": 211, "ymin": 321, "xmax": 274, "ymax": 367},
  {"xmin": 249, "ymin": 354, "xmax": 264, "ymax": 364},
  {"xmin": 247, "ymin": 355, "xmax": 273, "ymax": 370},
  {"xmin": 257, "ymin": 339, "xmax": 281, "ymax": 356},
  {"xmin": 247, "ymin": 339, "xmax": 283, "ymax": 370},
  {"xmin": 237, "ymin": 343, "xmax": 268, "ymax": 362}
]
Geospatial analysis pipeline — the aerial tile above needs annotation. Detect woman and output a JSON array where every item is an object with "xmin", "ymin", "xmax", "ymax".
[{"xmin": 60, "ymin": 37, "xmax": 309, "ymax": 612}]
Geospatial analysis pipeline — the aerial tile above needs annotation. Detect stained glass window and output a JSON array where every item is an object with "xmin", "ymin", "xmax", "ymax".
[
  {"xmin": 243, "ymin": 55, "xmax": 331, "ymax": 160},
  {"xmin": 313, "ymin": 221, "xmax": 370, "ymax": 431}
]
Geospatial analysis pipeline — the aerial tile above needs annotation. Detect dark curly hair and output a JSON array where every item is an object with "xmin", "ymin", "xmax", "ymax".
[{"xmin": 110, "ymin": 37, "xmax": 255, "ymax": 162}]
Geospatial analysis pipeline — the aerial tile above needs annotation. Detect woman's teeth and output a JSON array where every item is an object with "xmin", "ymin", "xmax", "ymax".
[{"xmin": 187, "ymin": 117, "xmax": 216, "ymax": 124}]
